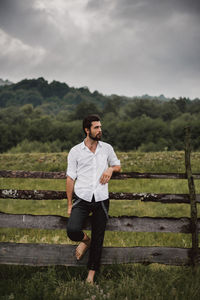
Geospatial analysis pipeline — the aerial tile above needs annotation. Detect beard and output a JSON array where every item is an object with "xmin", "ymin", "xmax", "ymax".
[{"xmin": 89, "ymin": 131, "xmax": 102, "ymax": 141}]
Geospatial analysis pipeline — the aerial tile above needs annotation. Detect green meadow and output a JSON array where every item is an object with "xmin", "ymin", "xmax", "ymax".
[{"xmin": 0, "ymin": 151, "xmax": 200, "ymax": 299}]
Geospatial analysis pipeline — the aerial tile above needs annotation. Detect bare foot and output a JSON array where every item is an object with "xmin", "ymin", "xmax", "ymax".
[
  {"xmin": 75, "ymin": 236, "xmax": 91, "ymax": 260},
  {"xmin": 86, "ymin": 270, "xmax": 95, "ymax": 284}
]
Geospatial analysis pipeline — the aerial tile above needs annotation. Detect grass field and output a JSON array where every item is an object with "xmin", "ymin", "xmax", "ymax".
[{"xmin": 1, "ymin": 151, "xmax": 200, "ymax": 299}]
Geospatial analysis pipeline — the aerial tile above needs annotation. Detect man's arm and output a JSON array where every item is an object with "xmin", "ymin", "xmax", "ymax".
[
  {"xmin": 100, "ymin": 165, "xmax": 121, "ymax": 185},
  {"xmin": 66, "ymin": 176, "xmax": 75, "ymax": 216}
]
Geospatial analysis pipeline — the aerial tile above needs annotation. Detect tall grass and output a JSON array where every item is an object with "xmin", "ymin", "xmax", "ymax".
[
  {"xmin": 1, "ymin": 264, "xmax": 200, "ymax": 300},
  {"xmin": 1, "ymin": 151, "xmax": 200, "ymax": 299}
]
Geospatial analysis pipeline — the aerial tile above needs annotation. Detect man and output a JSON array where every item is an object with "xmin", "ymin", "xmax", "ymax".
[{"xmin": 66, "ymin": 114, "xmax": 121, "ymax": 284}]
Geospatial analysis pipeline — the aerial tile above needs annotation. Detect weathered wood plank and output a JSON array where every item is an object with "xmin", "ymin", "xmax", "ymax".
[
  {"xmin": 113, "ymin": 172, "xmax": 188, "ymax": 179},
  {"xmin": 1, "ymin": 170, "xmax": 200, "ymax": 179},
  {"xmin": 0, "ymin": 243, "xmax": 191, "ymax": 266},
  {"xmin": 1, "ymin": 189, "xmax": 200, "ymax": 203},
  {"xmin": 0, "ymin": 170, "xmax": 66, "ymax": 179},
  {"xmin": 0, "ymin": 189, "xmax": 66, "ymax": 200},
  {"xmin": 110, "ymin": 192, "xmax": 200, "ymax": 203},
  {"xmin": 185, "ymin": 127, "xmax": 199, "ymax": 266},
  {"xmin": 0, "ymin": 212, "xmax": 197, "ymax": 233}
]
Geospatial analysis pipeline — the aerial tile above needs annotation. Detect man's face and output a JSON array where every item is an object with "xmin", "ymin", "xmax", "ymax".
[{"xmin": 88, "ymin": 121, "xmax": 102, "ymax": 141}]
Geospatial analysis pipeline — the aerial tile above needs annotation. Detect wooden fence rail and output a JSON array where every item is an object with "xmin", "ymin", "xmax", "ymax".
[
  {"xmin": 0, "ymin": 127, "xmax": 200, "ymax": 267},
  {"xmin": 1, "ymin": 189, "xmax": 200, "ymax": 203},
  {"xmin": 1, "ymin": 212, "xmax": 199, "ymax": 233},
  {"xmin": 0, "ymin": 243, "xmax": 191, "ymax": 266},
  {"xmin": 1, "ymin": 170, "xmax": 200, "ymax": 180}
]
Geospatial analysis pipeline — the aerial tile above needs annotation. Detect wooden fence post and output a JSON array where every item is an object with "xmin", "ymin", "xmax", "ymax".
[{"xmin": 184, "ymin": 126, "xmax": 199, "ymax": 267}]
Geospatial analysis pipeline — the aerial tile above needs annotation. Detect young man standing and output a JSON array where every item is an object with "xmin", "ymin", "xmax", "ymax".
[{"xmin": 66, "ymin": 114, "xmax": 121, "ymax": 284}]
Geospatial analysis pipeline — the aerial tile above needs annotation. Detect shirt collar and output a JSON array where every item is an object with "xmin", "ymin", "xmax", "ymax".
[
  {"xmin": 80, "ymin": 140, "xmax": 102, "ymax": 150},
  {"xmin": 98, "ymin": 141, "xmax": 103, "ymax": 147},
  {"xmin": 81, "ymin": 141, "xmax": 86, "ymax": 150}
]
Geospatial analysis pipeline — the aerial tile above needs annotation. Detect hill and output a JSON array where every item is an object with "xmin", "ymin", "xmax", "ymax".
[
  {"xmin": 0, "ymin": 78, "xmax": 13, "ymax": 86},
  {"xmin": 0, "ymin": 77, "xmax": 109, "ymax": 110},
  {"xmin": 0, "ymin": 77, "xmax": 200, "ymax": 153}
]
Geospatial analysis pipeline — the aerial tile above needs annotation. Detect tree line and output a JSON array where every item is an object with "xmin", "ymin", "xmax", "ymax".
[{"xmin": 0, "ymin": 77, "xmax": 200, "ymax": 153}]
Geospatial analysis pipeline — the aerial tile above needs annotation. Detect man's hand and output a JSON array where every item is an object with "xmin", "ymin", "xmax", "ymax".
[
  {"xmin": 100, "ymin": 167, "xmax": 113, "ymax": 184},
  {"xmin": 67, "ymin": 203, "xmax": 72, "ymax": 216}
]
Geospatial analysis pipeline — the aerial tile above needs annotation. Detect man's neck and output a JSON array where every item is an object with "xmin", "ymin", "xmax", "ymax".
[{"xmin": 84, "ymin": 137, "xmax": 98, "ymax": 153}]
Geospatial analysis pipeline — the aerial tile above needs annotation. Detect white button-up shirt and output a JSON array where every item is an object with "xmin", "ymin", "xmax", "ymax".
[{"xmin": 66, "ymin": 141, "xmax": 120, "ymax": 202}]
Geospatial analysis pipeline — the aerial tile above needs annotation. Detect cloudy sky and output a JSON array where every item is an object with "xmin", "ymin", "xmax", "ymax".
[{"xmin": 0, "ymin": 0, "xmax": 200, "ymax": 98}]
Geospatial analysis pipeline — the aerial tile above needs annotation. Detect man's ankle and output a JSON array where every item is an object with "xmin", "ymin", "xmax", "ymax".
[
  {"xmin": 86, "ymin": 270, "xmax": 95, "ymax": 284},
  {"xmin": 82, "ymin": 233, "xmax": 90, "ymax": 242}
]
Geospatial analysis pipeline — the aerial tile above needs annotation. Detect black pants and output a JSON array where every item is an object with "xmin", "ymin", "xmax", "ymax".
[{"xmin": 67, "ymin": 195, "xmax": 109, "ymax": 271}]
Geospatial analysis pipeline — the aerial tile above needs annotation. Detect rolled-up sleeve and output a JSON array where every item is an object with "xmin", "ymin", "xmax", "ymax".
[
  {"xmin": 108, "ymin": 145, "xmax": 120, "ymax": 166},
  {"xmin": 66, "ymin": 149, "xmax": 77, "ymax": 180}
]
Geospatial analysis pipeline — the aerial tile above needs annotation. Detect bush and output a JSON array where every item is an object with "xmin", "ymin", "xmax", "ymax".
[
  {"xmin": 139, "ymin": 138, "xmax": 169, "ymax": 152},
  {"xmin": 7, "ymin": 139, "xmax": 64, "ymax": 153}
]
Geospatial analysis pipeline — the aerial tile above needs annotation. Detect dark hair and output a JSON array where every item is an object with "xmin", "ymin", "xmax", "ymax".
[{"xmin": 83, "ymin": 114, "xmax": 100, "ymax": 135}]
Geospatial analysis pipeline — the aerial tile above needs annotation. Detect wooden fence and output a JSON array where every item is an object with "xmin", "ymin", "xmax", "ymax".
[{"xmin": 0, "ymin": 127, "xmax": 200, "ymax": 267}]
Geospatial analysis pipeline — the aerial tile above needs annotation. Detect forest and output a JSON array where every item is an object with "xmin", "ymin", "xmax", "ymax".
[{"xmin": 0, "ymin": 77, "xmax": 200, "ymax": 153}]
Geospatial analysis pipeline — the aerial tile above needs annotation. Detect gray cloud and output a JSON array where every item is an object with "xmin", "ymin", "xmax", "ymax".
[
  {"xmin": 0, "ymin": 0, "xmax": 72, "ymax": 48},
  {"xmin": 0, "ymin": 0, "xmax": 200, "ymax": 98}
]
